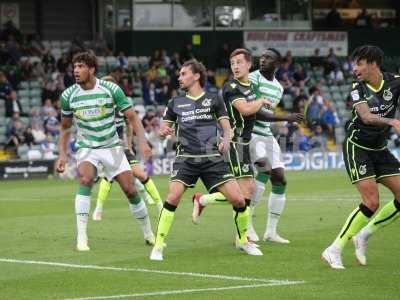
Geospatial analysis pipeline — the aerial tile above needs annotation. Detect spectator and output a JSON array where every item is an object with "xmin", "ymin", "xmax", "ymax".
[
  {"xmin": 23, "ymin": 126, "xmax": 35, "ymax": 147},
  {"xmin": 43, "ymin": 110, "xmax": 60, "ymax": 137},
  {"xmin": 293, "ymin": 63, "xmax": 308, "ymax": 87},
  {"xmin": 321, "ymin": 100, "xmax": 340, "ymax": 140},
  {"xmin": 310, "ymin": 124, "xmax": 327, "ymax": 151},
  {"xmin": 42, "ymin": 49, "xmax": 56, "ymax": 70},
  {"xmin": 6, "ymin": 114, "xmax": 25, "ymax": 147},
  {"xmin": 355, "ymin": 8, "xmax": 372, "ymax": 28},
  {"xmin": 310, "ymin": 48, "xmax": 324, "ymax": 69},
  {"xmin": 342, "ymin": 55, "xmax": 353, "ymax": 75},
  {"xmin": 31, "ymin": 123, "xmax": 46, "ymax": 144},
  {"xmin": 325, "ymin": 7, "xmax": 343, "ymax": 29},
  {"xmin": 41, "ymin": 134, "xmax": 58, "ymax": 159},
  {"xmin": 5, "ymin": 90, "xmax": 27, "ymax": 117},
  {"xmin": 42, "ymin": 98, "xmax": 56, "ymax": 116},
  {"xmin": 118, "ymin": 51, "xmax": 129, "ymax": 69},
  {"xmin": 329, "ymin": 65, "xmax": 345, "ymax": 85},
  {"xmin": 0, "ymin": 71, "xmax": 12, "ymax": 100},
  {"xmin": 121, "ymin": 77, "xmax": 133, "ymax": 97},
  {"xmin": 294, "ymin": 127, "xmax": 311, "ymax": 152},
  {"xmin": 324, "ymin": 48, "xmax": 339, "ymax": 76}
]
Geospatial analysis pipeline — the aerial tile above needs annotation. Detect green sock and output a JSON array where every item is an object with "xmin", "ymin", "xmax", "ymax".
[
  {"xmin": 128, "ymin": 193, "xmax": 142, "ymax": 205},
  {"xmin": 334, "ymin": 204, "xmax": 374, "ymax": 250},
  {"xmin": 233, "ymin": 206, "xmax": 249, "ymax": 246},
  {"xmin": 365, "ymin": 200, "xmax": 400, "ymax": 235},
  {"xmin": 143, "ymin": 178, "xmax": 162, "ymax": 204},
  {"xmin": 155, "ymin": 203, "xmax": 176, "ymax": 249},
  {"xmin": 96, "ymin": 178, "xmax": 112, "ymax": 208},
  {"xmin": 256, "ymin": 172, "xmax": 270, "ymax": 184},
  {"xmin": 78, "ymin": 185, "xmax": 92, "ymax": 196},
  {"xmin": 200, "ymin": 192, "xmax": 227, "ymax": 205}
]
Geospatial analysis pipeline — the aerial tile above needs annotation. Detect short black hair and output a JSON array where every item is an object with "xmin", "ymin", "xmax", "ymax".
[
  {"xmin": 351, "ymin": 45, "xmax": 384, "ymax": 67},
  {"xmin": 72, "ymin": 51, "xmax": 98, "ymax": 72},
  {"xmin": 181, "ymin": 59, "xmax": 207, "ymax": 88},
  {"xmin": 266, "ymin": 48, "xmax": 282, "ymax": 62}
]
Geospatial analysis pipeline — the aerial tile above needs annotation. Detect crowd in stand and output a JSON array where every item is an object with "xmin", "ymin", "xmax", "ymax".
[{"xmin": 0, "ymin": 21, "xmax": 356, "ymax": 160}]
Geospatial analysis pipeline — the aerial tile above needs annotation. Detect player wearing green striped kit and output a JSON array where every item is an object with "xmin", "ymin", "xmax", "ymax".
[
  {"xmin": 56, "ymin": 52, "xmax": 153, "ymax": 251},
  {"xmin": 248, "ymin": 48, "xmax": 303, "ymax": 243}
]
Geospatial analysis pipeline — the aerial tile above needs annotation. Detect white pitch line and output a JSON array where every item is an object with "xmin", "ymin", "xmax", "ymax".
[
  {"xmin": 65, "ymin": 282, "xmax": 303, "ymax": 300},
  {"xmin": 0, "ymin": 258, "xmax": 304, "ymax": 285}
]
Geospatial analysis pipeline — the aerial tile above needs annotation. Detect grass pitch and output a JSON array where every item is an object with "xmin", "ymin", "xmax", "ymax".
[{"xmin": 0, "ymin": 170, "xmax": 398, "ymax": 299}]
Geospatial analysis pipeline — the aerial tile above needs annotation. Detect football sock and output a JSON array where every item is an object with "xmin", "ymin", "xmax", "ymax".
[
  {"xmin": 75, "ymin": 185, "xmax": 92, "ymax": 241},
  {"xmin": 333, "ymin": 203, "xmax": 374, "ymax": 250},
  {"xmin": 362, "ymin": 199, "xmax": 400, "ymax": 237},
  {"xmin": 96, "ymin": 178, "xmax": 112, "ymax": 210},
  {"xmin": 248, "ymin": 172, "xmax": 269, "ymax": 232},
  {"xmin": 154, "ymin": 202, "xmax": 176, "ymax": 249},
  {"xmin": 142, "ymin": 177, "xmax": 162, "ymax": 205},
  {"xmin": 265, "ymin": 185, "xmax": 286, "ymax": 236},
  {"xmin": 233, "ymin": 205, "xmax": 249, "ymax": 246},
  {"xmin": 128, "ymin": 194, "xmax": 152, "ymax": 238}
]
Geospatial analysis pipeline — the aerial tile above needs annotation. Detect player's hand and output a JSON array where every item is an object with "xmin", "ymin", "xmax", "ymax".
[
  {"xmin": 139, "ymin": 142, "xmax": 152, "ymax": 161},
  {"xmin": 287, "ymin": 113, "xmax": 304, "ymax": 123},
  {"xmin": 55, "ymin": 155, "xmax": 67, "ymax": 173},
  {"xmin": 160, "ymin": 125, "xmax": 174, "ymax": 137},
  {"xmin": 218, "ymin": 137, "xmax": 230, "ymax": 154},
  {"xmin": 261, "ymin": 98, "xmax": 272, "ymax": 107},
  {"xmin": 390, "ymin": 119, "xmax": 400, "ymax": 134}
]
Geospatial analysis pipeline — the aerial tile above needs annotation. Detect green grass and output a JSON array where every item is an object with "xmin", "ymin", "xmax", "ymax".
[{"xmin": 0, "ymin": 170, "xmax": 399, "ymax": 299}]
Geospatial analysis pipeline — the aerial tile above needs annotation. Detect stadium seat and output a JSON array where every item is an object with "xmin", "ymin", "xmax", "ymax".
[
  {"xmin": 97, "ymin": 56, "xmax": 106, "ymax": 66},
  {"xmin": 132, "ymin": 97, "xmax": 144, "ymax": 105},
  {"xmin": 332, "ymin": 92, "xmax": 343, "ymax": 102},
  {"xmin": 330, "ymin": 85, "xmax": 340, "ymax": 92},
  {"xmin": 29, "ymin": 81, "xmax": 41, "ymax": 88},
  {"xmin": 19, "ymin": 81, "xmax": 29, "ymax": 89},
  {"xmin": 17, "ymin": 145, "xmax": 29, "ymax": 159},
  {"xmin": 0, "ymin": 135, "xmax": 6, "ymax": 144},
  {"xmin": 17, "ymin": 90, "xmax": 30, "ymax": 98},
  {"xmin": 30, "ymin": 98, "xmax": 42, "ymax": 107},
  {"xmin": 106, "ymin": 56, "xmax": 118, "ymax": 68},
  {"xmin": 19, "ymin": 97, "xmax": 30, "ymax": 107},
  {"xmin": 61, "ymin": 40, "xmax": 71, "ymax": 49},
  {"xmin": 0, "ymin": 126, "xmax": 6, "ymax": 135},
  {"xmin": 29, "ymin": 56, "xmax": 41, "ymax": 64},
  {"xmin": 50, "ymin": 40, "xmax": 61, "ymax": 48},
  {"xmin": 30, "ymin": 89, "xmax": 42, "ymax": 97}
]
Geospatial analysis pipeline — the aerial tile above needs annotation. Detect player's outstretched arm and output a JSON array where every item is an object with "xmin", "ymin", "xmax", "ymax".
[
  {"xmin": 256, "ymin": 111, "xmax": 304, "ymax": 123},
  {"xmin": 233, "ymin": 98, "xmax": 272, "ymax": 116},
  {"xmin": 218, "ymin": 118, "xmax": 231, "ymax": 154},
  {"xmin": 355, "ymin": 102, "xmax": 400, "ymax": 132},
  {"xmin": 56, "ymin": 116, "xmax": 73, "ymax": 173},
  {"xmin": 124, "ymin": 108, "xmax": 152, "ymax": 160}
]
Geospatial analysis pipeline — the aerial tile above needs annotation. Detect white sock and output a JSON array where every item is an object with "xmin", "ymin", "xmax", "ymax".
[
  {"xmin": 358, "ymin": 226, "xmax": 372, "ymax": 240},
  {"xmin": 129, "ymin": 200, "xmax": 153, "ymax": 238},
  {"xmin": 265, "ymin": 192, "xmax": 286, "ymax": 236},
  {"xmin": 75, "ymin": 194, "xmax": 91, "ymax": 241},
  {"xmin": 249, "ymin": 180, "xmax": 265, "ymax": 229}
]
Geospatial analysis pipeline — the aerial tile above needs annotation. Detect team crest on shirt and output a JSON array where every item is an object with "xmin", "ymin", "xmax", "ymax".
[
  {"xmin": 359, "ymin": 164, "xmax": 367, "ymax": 175},
  {"xmin": 202, "ymin": 98, "xmax": 212, "ymax": 107},
  {"xmin": 383, "ymin": 88, "xmax": 393, "ymax": 101},
  {"xmin": 350, "ymin": 90, "xmax": 360, "ymax": 101},
  {"xmin": 242, "ymin": 164, "xmax": 250, "ymax": 173}
]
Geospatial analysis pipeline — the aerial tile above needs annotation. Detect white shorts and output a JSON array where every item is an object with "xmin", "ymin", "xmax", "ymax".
[
  {"xmin": 76, "ymin": 146, "xmax": 131, "ymax": 181},
  {"xmin": 250, "ymin": 134, "xmax": 285, "ymax": 171}
]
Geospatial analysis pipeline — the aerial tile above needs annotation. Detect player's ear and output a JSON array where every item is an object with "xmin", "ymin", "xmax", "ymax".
[{"xmin": 194, "ymin": 72, "xmax": 200, "ymax": 82}]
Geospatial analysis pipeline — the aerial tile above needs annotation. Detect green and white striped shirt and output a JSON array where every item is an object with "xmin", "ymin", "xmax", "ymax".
[
  {"xmin": 249, "ymin": 70, "xmax": 284, "ymax": 137},
  {"xmin": 61, "ymin": 78, "xmax": 132, "ymax": 149}
]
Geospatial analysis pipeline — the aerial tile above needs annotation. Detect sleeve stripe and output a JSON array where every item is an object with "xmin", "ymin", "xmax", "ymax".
[
  {"xmin": 352, "ymin": 101, "xmax": 367, "ymax": 108},
  {"xmin": 163, "ymin": 120, "xmax": 175, "ymax": 123},
  {"xmin": 231, "ymin": 98, "xmax": 246, "ymax": 105},
  {"xmin": 217, "ymin": 116, "xmax": 230, "ymax": 121}
]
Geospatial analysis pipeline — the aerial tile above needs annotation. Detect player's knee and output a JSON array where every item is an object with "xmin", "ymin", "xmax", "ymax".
[
  {"xmin": 271, "ymin": 175, "xmax": 286, "ymax": 186},
  {"xmin": 166, "ymin": 191, "xmax": 180, "ymax": 206},
  {"xmin": 122, "ymin": 184, "xmax": 137, "ymax": 198},
  {"xmin": 78, "ymin": 175, "xmax": 93, "ymax": 187},
  {"xmin": 230, "ymin": 194, "xmax": 245, "ymax": 207}
]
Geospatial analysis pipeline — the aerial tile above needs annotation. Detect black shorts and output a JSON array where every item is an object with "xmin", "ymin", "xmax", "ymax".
[
  {"xmin": 228, "ymin": 142, "xmax": 253, "ymax": 178},
  {"xmin": 124, "ymin": 149, "xmax": 140, "ymax": 166},
  {"xmin": 170, "ymin": 156, "xmax": 235, "ymax": 193},
  {"xmin": 343, "ymin": 139, "xmax": 400, "ymax": 184}
]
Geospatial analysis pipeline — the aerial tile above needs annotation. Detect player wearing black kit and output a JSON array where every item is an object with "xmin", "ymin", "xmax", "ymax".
[
  {"xmin": 322, "ymin": 45, "xmax": 400, "ymax": 269},
  {"xmin": 150, "ymin": 59, "xmax": 263, "ymax": 261}
]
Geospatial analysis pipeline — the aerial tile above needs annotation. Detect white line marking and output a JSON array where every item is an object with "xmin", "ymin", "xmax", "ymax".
[
  {"xmin": 0, "ymin": 258, "xmax": 304, "ymax": 285},
  {"xmin": 65, "ymin": 282, "xmax": 303, "ymax": 300}
]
